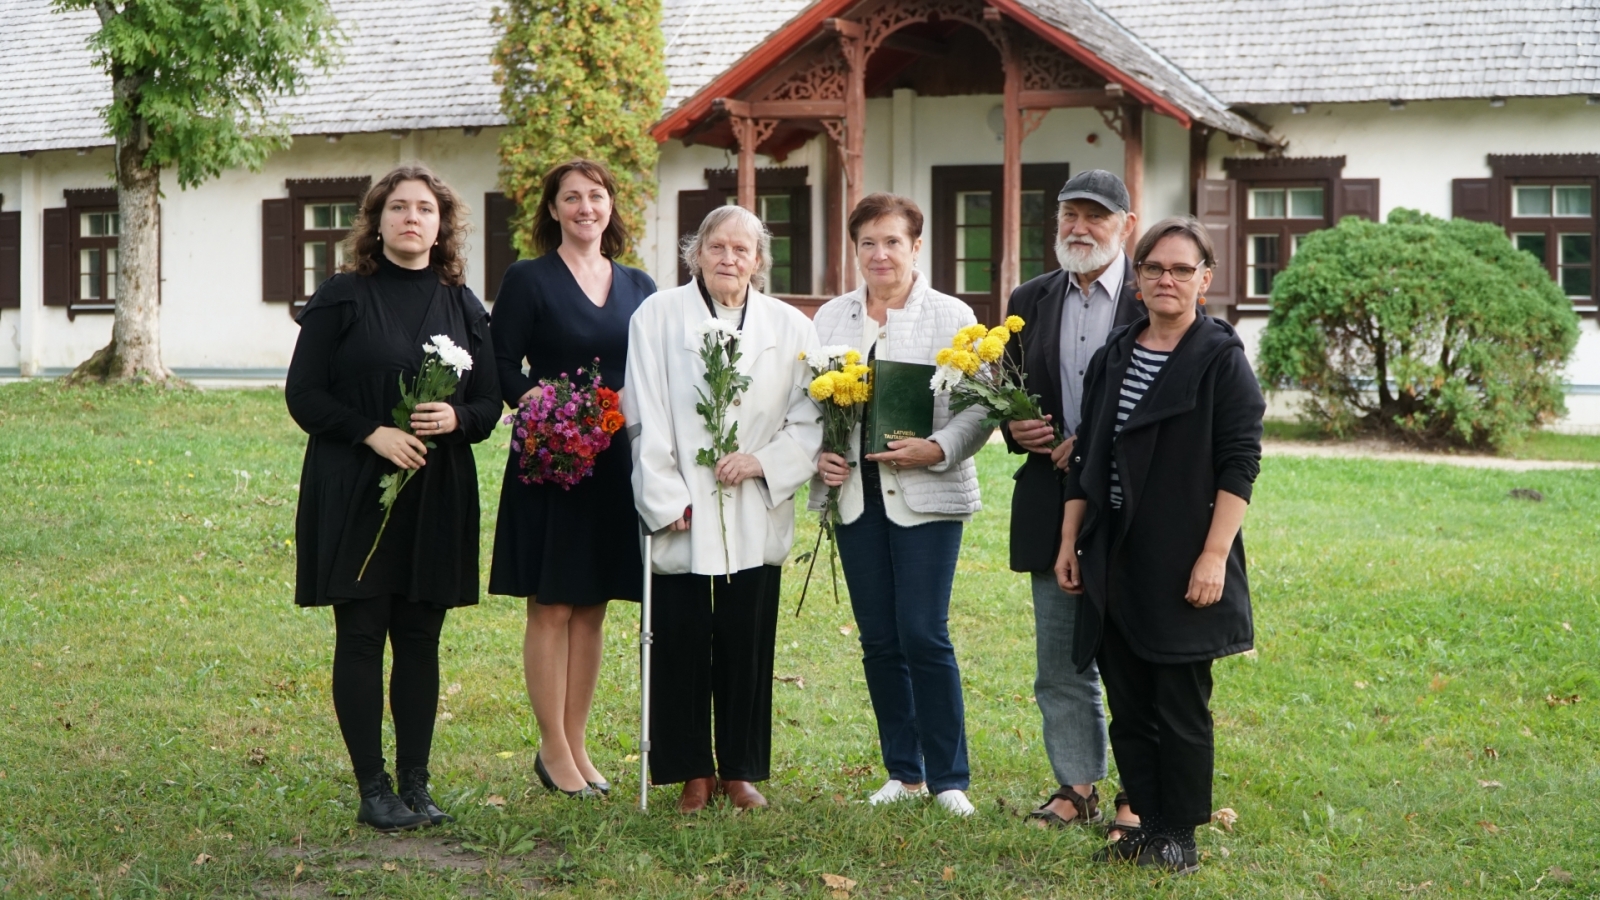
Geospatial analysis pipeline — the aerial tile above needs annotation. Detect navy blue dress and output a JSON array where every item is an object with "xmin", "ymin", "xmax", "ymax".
[{"xmin": 488, "ymin": 252, "xmax": 656, "ymax": 605}]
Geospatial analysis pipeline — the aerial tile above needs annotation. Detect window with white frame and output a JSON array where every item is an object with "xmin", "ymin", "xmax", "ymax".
[{"xmin": 1244, "ymin": 185, "xmax": 1328, "ymax": 301}]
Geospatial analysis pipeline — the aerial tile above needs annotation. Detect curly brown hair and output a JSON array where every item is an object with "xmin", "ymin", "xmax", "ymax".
[
  {"xmin": 341, "ymin": 164, "xmax": 470, "ymax": 286},
  {"xmin": 531, "ymin": 159, "xmax": 630, "ymax": 258}
]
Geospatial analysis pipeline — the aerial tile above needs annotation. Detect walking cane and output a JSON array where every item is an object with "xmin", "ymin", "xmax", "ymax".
[{"xmin": 638, "ymin": 518, "xmax": 653, "ymax": 811}]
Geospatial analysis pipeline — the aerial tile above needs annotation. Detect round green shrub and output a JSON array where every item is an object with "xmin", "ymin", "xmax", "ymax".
[{"xmin": 1257, "ymin": 209, "xmax": 1580, "ymax": 448}]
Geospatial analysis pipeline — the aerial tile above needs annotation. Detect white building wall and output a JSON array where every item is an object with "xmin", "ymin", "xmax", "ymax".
[
  {"xmin": 0, "ymin": 127, "xmax": 503, "ymax": 374},
  {"xmin": 1212, "ymin": 97, "xmax": 1600, "ymax": 426}
]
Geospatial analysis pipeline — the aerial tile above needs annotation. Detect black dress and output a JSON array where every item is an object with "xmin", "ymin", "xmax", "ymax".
[
  {"xmin": 286, "ymin": 256, "xmax": 502, "ymax": 608},
  {"xmin": 488, "ymin": 252, "xmax": 656, "ymax": 605}
]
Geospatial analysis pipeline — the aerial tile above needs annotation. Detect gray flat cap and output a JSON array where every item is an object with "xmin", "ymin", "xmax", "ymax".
[{"xmin": 1056, "ymin": 169, "xmax": 1130, "ymax": 213}]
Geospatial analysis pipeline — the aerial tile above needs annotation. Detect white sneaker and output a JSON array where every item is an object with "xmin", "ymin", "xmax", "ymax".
[
  {"xmin": 867, "ymin": 779, "xmax": 929, "ymax": 805},
  {"xmin": 935, "ymin": 789, "xmax": 975, "ymax": 817}
]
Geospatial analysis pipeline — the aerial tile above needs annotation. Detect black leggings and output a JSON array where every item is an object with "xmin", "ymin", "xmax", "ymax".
[{"xmin": 332, "ymin": 596, "xmax": 448, "ymax": 781}]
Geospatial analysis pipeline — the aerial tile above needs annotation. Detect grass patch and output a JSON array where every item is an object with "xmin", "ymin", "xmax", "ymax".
[
  {"xmin": 2, "ymin": 380, "xmax": 1598, "ymax": 898},
  {"xmin": 1265, "ymin": 417, "xmax": 1600, "ymax": 462}
]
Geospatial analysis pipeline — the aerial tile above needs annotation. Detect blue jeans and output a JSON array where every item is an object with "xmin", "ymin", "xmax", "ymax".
[
  {"xmin": 836, "ymin": 482, "xmax": 970, "ymax": 792},
  {"xmin": 1031, "ymin": 572, "xmax": 1109, "ymax": 786}
]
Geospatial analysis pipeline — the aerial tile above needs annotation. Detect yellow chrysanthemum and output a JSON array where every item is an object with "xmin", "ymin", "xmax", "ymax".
[
  {"xmin": 853, "ymin": 380, "xmax": 872, "ymax": 404},
  {"xmin": 808, "ymin": 374, "xmax": 834, "ymax": 402},
  {"xmin": 955, "ymin": 350, "xmax": 981, "ymax": 376},
  {"xmin": 988, "ymin": 326, "xmax": 1010, "ymax": 343},
  {"xmin": 935, "ymin": 347, "xmax": 955, "ymax": 367},
  {"xmin": 961, "ymin": 324, "xmax": 988, "ymax": 344},
  {"xmin": 843, "ymin": 349, "xmax": 862, "ymax": 366},
  {"xmin": 978, "ymin": 337, "xmax": 1005, "ymax": 363},
  {"xmin": 1005, "ymin": 315, "xmax": 1025, "ymax": 333}
]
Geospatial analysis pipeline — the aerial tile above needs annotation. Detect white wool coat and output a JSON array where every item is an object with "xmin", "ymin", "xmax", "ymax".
[
  {"xmin": 806, "ymin": 274, "xmax": 992, "ymax": 523},
  {"xmin": 624, "ymin": 281, "xmax": 824, "ymax": 576}
]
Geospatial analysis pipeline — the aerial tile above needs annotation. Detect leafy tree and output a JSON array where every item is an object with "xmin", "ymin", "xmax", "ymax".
[
  {"xmin": 56, "ymin": 0, "xmax": 340, "ymax": 383},
  {"xmin": 1257, "ymin": 210, "xmax": 1580, "ymax": 448},
  {"xmin": 493, "ymin": 0, "xmax": 666, "ymax": 266}
]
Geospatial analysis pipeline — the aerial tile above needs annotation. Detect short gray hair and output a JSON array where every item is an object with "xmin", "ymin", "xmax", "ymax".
[{"xmin": 680, "ymin": 204, "xmax": 774, "ymax": 292}]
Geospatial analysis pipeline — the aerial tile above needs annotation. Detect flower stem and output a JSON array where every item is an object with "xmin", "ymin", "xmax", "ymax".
[{"xmin": 357, "ymin": 469, "xmax": 411, "ymax": 580}]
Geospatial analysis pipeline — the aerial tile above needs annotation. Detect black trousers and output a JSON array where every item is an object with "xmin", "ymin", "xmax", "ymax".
[
  {"xmin": 331, "ymin": 595, "xmax": 448, "ymax": 782},
  {"xmin": 1096, "ymin": 615, "xmax": 1215, "ymax": 828},
  {"xmin": 649, "ymin": 565, "xmax": 781, "ymax": 785}
]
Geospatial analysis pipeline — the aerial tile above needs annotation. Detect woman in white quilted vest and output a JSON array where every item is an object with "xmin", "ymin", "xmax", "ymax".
[{"xmin": 812, "ymin": 194, "xmax": 993, "ymax": 816}]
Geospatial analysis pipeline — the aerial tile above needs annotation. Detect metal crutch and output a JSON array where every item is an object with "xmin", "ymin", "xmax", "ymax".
[{"xmin": 638, "ymin": 519, "xmax": 653, "ymax": 811}]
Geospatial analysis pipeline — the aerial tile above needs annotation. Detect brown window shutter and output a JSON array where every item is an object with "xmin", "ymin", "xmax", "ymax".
[
  {"xmin": 1452, "ymin": 178, "xmax": 1498, "ymax": 223},
  {"xmin": 43, "ymin": 207, "xmax": 71, "ymax": 307},
  {"xmin": 0, "ymin": 211, "xmax": 19, "ymax": 309},
  {"xmin": 262, "ymin": 198, "xmax": 294, "ymax": 302},
  {"xmin": 1334, "ymin": 179, "xmax": 1381, "ymax": 221},
  {"xmin": 677, "ymin": 189, "xmax": 723, "ymax": 287},
  {"xmin": 483, "ymin": 192, "xmax": 518, "ymax": 303},
  {"xmin": 1195, "ymin": 179, "xmax": 1237, "ymax": 309}
]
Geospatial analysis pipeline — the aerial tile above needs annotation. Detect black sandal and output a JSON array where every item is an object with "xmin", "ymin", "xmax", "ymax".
[
  {"xmin": 1026, "ymin": 784, "xmax": 1101, "ymax": 828},
  {"xmin": 1104, "ymin": 789, "xmax": 1141, "ymax": 842}
]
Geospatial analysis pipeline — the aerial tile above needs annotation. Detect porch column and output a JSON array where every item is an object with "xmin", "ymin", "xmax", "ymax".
[
  {"xmin": 17, "ymin": 154, "xmax": 42, "ymax": 376},
  {"xmin": 1123, "ymin": 102, "xmax": 1144, "ymax": 242},
  {"xmin": 999, "ymin": 45, "xmax": 1023, "ymax": 308},
  {"xmin": 731, "ymin": 116, "xmax": 757, "ymax": 212},
  {"xmin": 829, "ymin": 18, "xmax": 866, "ymax": 291}
]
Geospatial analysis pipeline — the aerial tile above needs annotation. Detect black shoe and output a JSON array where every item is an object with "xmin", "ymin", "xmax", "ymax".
[
  {"xmin": 355, "ymin": 772, "xmax": 430, "ymax": 833},
  {"xmin": 1134, "ymin": 835, "xmax": 1200, "ymax": 876},
  {"xmin": 534, "ymin": 752, "xmax": 595, "ymax": 798},
  {"xmin": 398, "ymin": 767, "xmax": 453, "ymax": 826},
  {"xmin": 588, "ymin": 779, "xmax": 611, "ymax": 796},
  {"xmin": 1091, "ymin": 825, "xmax": 1149, "ymax": 863}
]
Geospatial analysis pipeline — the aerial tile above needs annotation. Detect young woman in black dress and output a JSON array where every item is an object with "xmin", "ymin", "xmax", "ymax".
[
  {"xmin": 286, "ymin": 165, "xmax": 501, "ymax": 831},
  {"xmin": 489, "ymin": 159, "xmax": 656, "ymax": 797}
]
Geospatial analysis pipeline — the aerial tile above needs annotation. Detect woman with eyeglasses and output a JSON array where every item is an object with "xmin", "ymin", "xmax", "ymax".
[{"xmin": 1052, "ymin": 217, "xmax": 1264, "ymax": 875}]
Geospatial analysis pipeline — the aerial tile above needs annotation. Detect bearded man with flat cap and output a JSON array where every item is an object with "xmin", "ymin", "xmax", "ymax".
[{"xmin": 1001, "ymin": 169, "xmax": 1145, "ymax": 836}]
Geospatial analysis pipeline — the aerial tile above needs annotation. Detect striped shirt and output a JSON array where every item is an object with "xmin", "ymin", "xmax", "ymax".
[{"xmin": 1109, "ymin": 345, "xmax": 1170, "ymax": 509}]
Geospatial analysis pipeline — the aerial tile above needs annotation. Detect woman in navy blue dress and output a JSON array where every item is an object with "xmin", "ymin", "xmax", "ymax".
[{"xmin": 489, "ymin": 159, "xmax": 656, "ymax": 796}]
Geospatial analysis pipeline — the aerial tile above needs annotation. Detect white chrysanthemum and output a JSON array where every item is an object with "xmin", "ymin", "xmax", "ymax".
[
  {"xmin": 696, "ymin": 318, "xmax": 742, "ymax": 343},
  {"xmin": 424, "ymin": 334, "xmax": 474, "ymax": 376},
  {"xmin": 817, "ymin": 345, "xmax": 853, "ymax": 362},
  {"xmin": 929, "ymin": 365, "xmax": 964, "ymax": 394}
]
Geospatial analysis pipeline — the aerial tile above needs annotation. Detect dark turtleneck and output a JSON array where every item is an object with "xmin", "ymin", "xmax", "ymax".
[{"xmin": 375, "ymin": 252, "xmax": 441, "ymax": 341}]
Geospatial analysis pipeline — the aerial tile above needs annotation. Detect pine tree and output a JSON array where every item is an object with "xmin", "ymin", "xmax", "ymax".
[{"xmin": 493, "ymin": 0, "xmax": 666, "ymax": 265}]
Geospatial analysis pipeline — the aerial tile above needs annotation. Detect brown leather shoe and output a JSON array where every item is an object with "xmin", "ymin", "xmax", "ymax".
[
  {"xmin": 677, "ymin": 777, "xmax": 715, "ymax": 814},
  {"xmin": 719, "ymin": 779, "xmax": 768, "ymax": 810}
]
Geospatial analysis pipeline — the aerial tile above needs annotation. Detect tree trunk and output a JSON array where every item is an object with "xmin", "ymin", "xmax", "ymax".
[{"xmin": 69, "ymin": 124, "xmax": 170, "ymax": 383}]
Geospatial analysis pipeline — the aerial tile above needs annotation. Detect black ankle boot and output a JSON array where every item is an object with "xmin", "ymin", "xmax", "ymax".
[
  {"xmin": 356, "ymin": 771, "xmax": 430, "ymax": 833},
  {"xmin": 397, "ymin": 767, "xmax": 453, "ymax": 825}
]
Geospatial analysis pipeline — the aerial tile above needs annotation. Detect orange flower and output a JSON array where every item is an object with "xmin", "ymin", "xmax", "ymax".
[
  {"xmin": 601, "ymin": 409, "xmax": 625, "ymax": 434},
  {"xmin": 596, "ymin": 387, "xmax": 620, "ymax": 410}
]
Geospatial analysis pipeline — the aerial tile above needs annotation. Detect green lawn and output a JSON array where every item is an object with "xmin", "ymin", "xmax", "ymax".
[
  {"xmin": 1262, "ymin": 418, "xmax": 1600, "ymax": 462},
  {"xmin": 1, "ymin": 382, "xmax": 1596, "ymax": 899}
]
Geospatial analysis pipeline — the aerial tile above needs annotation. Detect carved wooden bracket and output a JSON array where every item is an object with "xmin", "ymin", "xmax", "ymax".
[{"xmin": 1097, "ymin": 105, "xmax": 1127, "ymax": 139}]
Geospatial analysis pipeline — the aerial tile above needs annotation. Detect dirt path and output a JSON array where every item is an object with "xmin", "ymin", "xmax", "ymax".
[{"xmin": 1262, "ymin": 439, "xmax": 1600, "ymax": 471}]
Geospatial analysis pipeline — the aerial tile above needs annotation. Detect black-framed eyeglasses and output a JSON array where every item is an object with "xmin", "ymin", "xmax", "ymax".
[{"xmin": 1135, "ymin": 263, "xmax": 1205, "ymax": 282}]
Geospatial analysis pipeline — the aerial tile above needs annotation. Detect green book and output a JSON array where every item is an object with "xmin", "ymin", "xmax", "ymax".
[{"xmin": 865, "ymin": 359, "xmax": 935, "ymax": 455}]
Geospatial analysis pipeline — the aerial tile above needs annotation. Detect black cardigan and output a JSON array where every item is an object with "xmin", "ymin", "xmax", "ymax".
[
  {"xmin": 286, "ymin": 264, "xmax": 501, "ymax": 608},
  {"xmin": 1063, "ymin": 314, "xmax": 1265, "ymax": 668},
  {"xmin": 1000, "ymin": 261, "xmax": 1146, "ymax": 573}
]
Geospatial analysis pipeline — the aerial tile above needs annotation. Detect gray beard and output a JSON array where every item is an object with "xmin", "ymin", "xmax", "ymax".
[{"xmin": 1055, "ymin": 235, "xmax": 1120, "ymax": 275}]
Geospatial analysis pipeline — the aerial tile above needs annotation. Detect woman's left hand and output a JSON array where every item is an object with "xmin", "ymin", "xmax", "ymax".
[
  {"xmin": 715, "ymin": 452, "xmax": 764, "ymax": 486},
  {"xmin": 866, "ymin": 438, "xmax": 945, "ymax": 469},
  {"xmin": 410, "ymin": 401, "xmax": 458, "ymax": 436},
  {"xmin": 1185, "ymin": 550, "xmax": 1227, "ymax": 608}
]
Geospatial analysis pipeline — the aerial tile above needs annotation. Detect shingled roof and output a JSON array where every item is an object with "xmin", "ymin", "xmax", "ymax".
[
  {"xmin": 0, "ymin": 0, "xmax": 504, "ymax": 156},
  {"xmin": 1095, "ymin": 0, "xmax": 1600, "ymax": 105},
  {"xmin": 663, "ymin": 0, "xmax": 815, "ymax": 113}
]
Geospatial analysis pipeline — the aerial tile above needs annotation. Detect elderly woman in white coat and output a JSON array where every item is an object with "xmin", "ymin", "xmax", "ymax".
[
  {"xmin": 623, "ymin": 205, "xmax": 823, "ymax": 814},
  {"xmin": 812, "ymin": 194, "xmax": 993, "ymax": 816}
]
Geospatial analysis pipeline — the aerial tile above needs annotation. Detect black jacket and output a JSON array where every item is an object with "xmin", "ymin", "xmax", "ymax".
[
  {"xmin": 1063, "ymin": 314, "xmax": 1264, "ymax": 668},
  {"xmin": 1002, "ymin": 260, "xmax": 1146, "ymax": 573}
]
